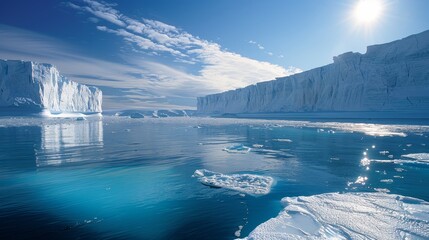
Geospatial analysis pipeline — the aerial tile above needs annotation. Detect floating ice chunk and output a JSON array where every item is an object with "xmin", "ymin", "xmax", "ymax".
[
  {"xmin": 223, "ymin": 144, "xmax": 251, "ymax": 153},
  {"xmin": 235, "ymin": 225, "xmax": 244, "ymax": 237},
  {"xmin": 402, "ymin": 153, "xmax": 429, "ymax": 162},
  {"xmin": 252, "ymin": 144, "xmax": 264, "ymax": 148},
  {"xmin": 380, "ymin": 179, "xmax": 394, "ymax": 183},
  {"xmin": 379, "ymin": 150, "xmax": 389, "ymax": 155},
  {"xmin": 192, "ymin": 169, "xmax": 273, "ymax": 196},
  {"xmin": 241, "ymin": 192, "xmax": 429, "ymax": 240},
  {"xmin": 273, "ymin": 139, "xmax": 293, "ymax": 142}
]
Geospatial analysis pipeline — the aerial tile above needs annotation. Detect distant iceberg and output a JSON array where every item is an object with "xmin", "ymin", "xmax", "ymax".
[
  {"xmin": 192, "ymin": 169, "xmax": 273, "ymax": 196},
  {"xmin": 241, "ymin": 192, "xmax": 429, "ymax": 239},
  {"xmin": 0, "ymin": 60, "xmax": 102, "ymax": 114}
]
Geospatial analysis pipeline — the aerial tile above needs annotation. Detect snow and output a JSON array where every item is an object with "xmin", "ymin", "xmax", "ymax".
[
  {"xmin": 241, "ymin": 192, "xmax": 429, "ymax": 240},
  {"xmin": 0, "ymin": 60, "xmax": 102, "ymax": 114},
  {"xmin": 198, "ymin": 30, "xmax": 429, "ymax": 114},
  {"xmin": 192, "ymin": 169, "xmax": 273, "ymax": 196}
]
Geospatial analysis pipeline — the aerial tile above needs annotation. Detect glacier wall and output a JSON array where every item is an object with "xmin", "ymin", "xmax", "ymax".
[
  {"xmin": 198, "ymin": 30, "xmax": 429, "ymax": 114},
  {"xmin": 0, "ymin": 60, "xmax": 102, "ymax": 113}
]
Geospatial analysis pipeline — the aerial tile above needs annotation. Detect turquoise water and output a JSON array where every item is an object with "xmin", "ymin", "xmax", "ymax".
[{"xmin": 0, "ymin": 116, "xmax": 428, "ymax": 239}]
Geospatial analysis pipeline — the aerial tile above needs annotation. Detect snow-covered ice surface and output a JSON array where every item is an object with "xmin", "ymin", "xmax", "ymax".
[
  {"xmin": 0, "ymin": 60, "xmax": 102, "ymax": 113},
  {"xmin": 241, "ymin": 192, "xmax": 429, "ymax": 240},
  {"xmin": 198, "ymin": 30, "xmax": 429, "ymax": 114},
  {"xmin": 193, "ymin": 169, "xmax": 274, "ymax": 196}
]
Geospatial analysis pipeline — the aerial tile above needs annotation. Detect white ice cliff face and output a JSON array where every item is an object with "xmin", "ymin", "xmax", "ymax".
[
  {"xmin": 0, "ymin": 60, "xmax": 102, "ymax": 113},
  {"xmin": 198, "ymin": 30, "xmax": 429, "ymax": 114}
]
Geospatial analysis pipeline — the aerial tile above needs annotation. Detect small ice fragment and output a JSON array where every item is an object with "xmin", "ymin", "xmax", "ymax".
[
  {"xmin": 372, "ymin": 145, "xmax": 376, "ymax": 149},
  {"xmin": 406, "ymin": 144, "xmax": 412, "ymax": 147},
  {"xmin": 330, "ymin": 157, "xmax": 340, "ymax": 161},
  {"xmin": 374, "ymin": 188, "xmax": 390, "ymax": 193},
  {"xmin": 192, "ymin": 169, "xmax": 273, "ymax": 196},
  {"xmin": 354, "ymin": 176, "xmax": 368, "ymax": 185},
  {"xmin": 223, "ymin": 144, "xmax": 251, "ymax": 153},
  {"xmin": 252, "ymin": 144, "xmax": 263, "ymax": 148},
  {"xmin": 235, "ymin": 225, "xmax": 244, "ymax": 237},
  {"xmin": 380, "ymin": 179, "xmax": 393, "ymax": 183},
  {"xmin": 388, "ymin": 155, "xmax": 394, "ymax": 159},
  {"xmin": 363, "ymin": 151, "xmax": 367, "ymax": 156},
  {"xmin": 379, "ymin": 150, "xmax": 389, "ymax": 155},
  {"xmin": 273, "ymin": 139, "xmax": 293, "ymax": 142}
]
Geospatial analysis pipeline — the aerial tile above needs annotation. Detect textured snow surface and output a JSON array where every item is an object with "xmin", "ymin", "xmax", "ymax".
[
  {"xmin": 198, "ymin": 30, "xmax": 429, "ymax": 114},
  {"xmin": 193, "ymin": 169, "xmax": 273, "ymax": 196},
  {"xmin": 0, "ymin": 60, "xmax": 102, "ymax": 113},
  {"xmin": 241, "ymin": 192, "xmax": 429, "ymax": 240}
]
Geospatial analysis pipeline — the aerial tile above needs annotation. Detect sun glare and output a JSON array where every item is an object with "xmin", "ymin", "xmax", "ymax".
[{"xmin": 353, "ymin": 0, "xmax": 384, "ymax": 25}]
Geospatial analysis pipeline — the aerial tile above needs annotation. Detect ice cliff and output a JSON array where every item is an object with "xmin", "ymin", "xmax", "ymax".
[
  {"xmin": 198, "ymin": 30, "xmax": 429, "ymax": 114},
  {"xmin": 0, "ymin": 60, "xmax": 102, "ymax": 113}
]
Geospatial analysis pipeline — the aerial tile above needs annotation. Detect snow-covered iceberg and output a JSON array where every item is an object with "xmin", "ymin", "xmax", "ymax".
[
  {"xmin": 198, "ymin": 30, "xmax": 429, "ymax": 115},
  {"xmin": 241, "ymin": 192, "xmax": 429, "ymax": 239},
  {"xmin": 0, "ymin": 60, "xmax": 102, "ymax": 114},
  {"xmin": 192, "ymin": 169, "xmax": 273, "ymax": 196}
]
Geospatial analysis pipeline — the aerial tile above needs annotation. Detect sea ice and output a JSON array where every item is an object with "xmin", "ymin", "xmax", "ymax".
[
  {"xmin": 223, "ymin": 144, "xmax": 251, "ymax": 153},
  {"xmin": 402, "ymin": 153, "xmax": 429, "ymax": 162},
  {"xmin": 192, "ymin": 169, "xmax": 273, "ymax": 196},
  {"xmin": 241, "ymin": 192, "xmax": 429, "ymax": 239}
]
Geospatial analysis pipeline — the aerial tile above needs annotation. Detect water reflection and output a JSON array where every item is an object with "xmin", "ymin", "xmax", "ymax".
[{"xmin": 35, "ymin": 120, "xmax": 103, "ymax": 167}]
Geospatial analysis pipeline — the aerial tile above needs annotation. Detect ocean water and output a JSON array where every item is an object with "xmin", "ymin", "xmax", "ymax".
[{"xmin": 0, "ymin": 116, "xmax": 428, "ymax": 239}]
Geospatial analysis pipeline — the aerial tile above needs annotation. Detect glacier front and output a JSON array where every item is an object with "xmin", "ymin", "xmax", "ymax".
[
  {"xmin": 198, "ymin": 30, "xmax": 429, "ymax": 115},
  {"xmin": 0, "ymin": 60, "xmax": 102, "ymax": 114}
]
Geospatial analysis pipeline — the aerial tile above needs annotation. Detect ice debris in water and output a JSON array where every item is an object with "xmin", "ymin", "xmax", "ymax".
[
  {"xmin": 223, "ymin": 144, "xmax": 251, "ymax": 153},
  {"xmin": 402, "ymin": 153, "xmax": 429, "ymax": 162},
  {"xmin": 240, "ymin": 192, "xmax": 429, "ymax": 240},
  {"xmin": 273, "ymin": 138, "xmax": 293, "ymax": 142},
  {"xmin": 192, "ymin": 169, "xmax": 273, "ymax": 196}
]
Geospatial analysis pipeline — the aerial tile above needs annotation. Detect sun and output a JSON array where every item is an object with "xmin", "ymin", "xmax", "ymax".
[{"xmin": 353, "ymin": 0, "xmax": 384, "ymax": 25}]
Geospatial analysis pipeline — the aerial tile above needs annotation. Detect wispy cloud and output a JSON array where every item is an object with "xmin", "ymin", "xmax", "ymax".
[
  {"xmin": 1, "ymin": 0, "xmax": 301, "ymax": 110},
  {"xmin": 69, "ymin": 0, "xmax": 301, "ymax": 84}
]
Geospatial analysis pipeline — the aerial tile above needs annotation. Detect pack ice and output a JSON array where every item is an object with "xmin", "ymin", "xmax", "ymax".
[
  {"xmin": 198, "ymin": 30, "xmax": 429, "ymax": 114},
  {"xmin": 0, "ymin": 60, "xmax": 102, "ymax": 113},
  {"xmin": 241, "ymin": 192, "xmax": 429, "ymax": 240}
]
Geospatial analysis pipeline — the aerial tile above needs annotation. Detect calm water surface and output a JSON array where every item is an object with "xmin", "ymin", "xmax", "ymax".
[{"xmin": 0, "ymin": 116, "xmax": 428, "ymax": 239}]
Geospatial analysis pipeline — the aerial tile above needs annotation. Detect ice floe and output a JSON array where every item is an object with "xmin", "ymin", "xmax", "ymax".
[
  {"xmin": 241, "ymin": 192, "xmax": 429, "ymax": 239},
  {"xmin": 192, "ymin": 169, "xmax": 273, "ymax": 196},
  {"xmin": 402, "ymin": 153, "xmax": 429, "ymax": 162},
  {"xmin": 223, "ymin": 144, "xmax": 251, "ymax": 153}
]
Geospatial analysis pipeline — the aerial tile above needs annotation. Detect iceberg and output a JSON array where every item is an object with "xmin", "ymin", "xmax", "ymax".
[
  {"xmin": 192, "ymin": 169, "xmax": 273, "ymax": 196},
  {"xmin": 0, "ymin": 60, "xmax": 102, "ymax": 114},
  {"xmin": 241, "ymin": 192, "xmax": 429, "ymax": 239},
  {"xmin": 198, "ymin": 30, "xmax": 429, "ymax": 115}
]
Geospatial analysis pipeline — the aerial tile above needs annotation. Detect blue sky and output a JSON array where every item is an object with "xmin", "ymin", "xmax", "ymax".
[{"xmin": 0, "ymin": 0, "xmax": 428, "ymax": 109}]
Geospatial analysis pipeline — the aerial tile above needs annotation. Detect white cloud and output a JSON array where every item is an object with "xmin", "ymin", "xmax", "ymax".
[
  {"xmin": 69, "ymin": 1, "xmax": 300, "ymax": 88},
  {"xmin": 1, "ymin": 0, "xmax": 302, "ymax": 110}
]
